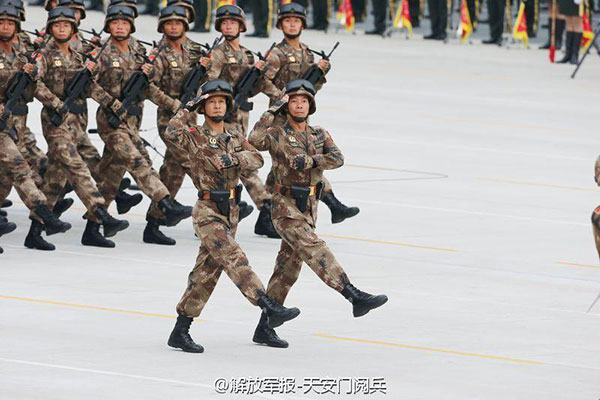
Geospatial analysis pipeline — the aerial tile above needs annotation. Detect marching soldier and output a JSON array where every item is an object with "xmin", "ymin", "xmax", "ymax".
[
  {"xmin": 33, "ymin": 7, "xmax": 130, "ymax": 248},
  {"xmin": 143, "ymin": 5, "xmax": 203, "ymax": 245},
  {"xmin": 557, "ymin": 0, "xmax": 583, "ymax": 64},
  {"xmin": 165, "ymin": 80, "xmax": 300, "ymax": 353},
  {"xmin": 57, "ymin": 0, "xmax": 144, "ymax": 216},
  {"xmin": 0, "ymin": 5, "xmax": 72, "ymax": 251},
  {"xmin": 264, "ymin": 3, "xmax": 360, "ymax": 225},
  {"xmin": 310, "ymin": 0, "xmax": 329, "ymax": 31},
  {"xmin": 367, "ymin": 0, "xmax": 387, "ymax": 35},
  {"xmin": 165, "ymin": 0, "xmax": 209, "ymax": 33},
  {"xmin": 91, "ymin": 5, "xmax": 192, "ymax": 238},
  {"xmin": 0, "ymin": 215, "xmax": 16, "ymax": 254},
  {"xmin": 204, "ymin": 5, "xmax": 283, "ymax": 238},
  {"xmin": 248, "ymin": 80, "xmax": 388, "ymax": 348}
]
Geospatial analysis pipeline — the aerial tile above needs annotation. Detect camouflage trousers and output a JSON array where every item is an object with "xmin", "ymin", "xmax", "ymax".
[
  {"xmin": 0, "ymin": 130, "xmax": 47, "ymax": 210},
  {"xmin": 176, "ymin": 205, "xmax": 266, "ymax": 318},
  {"xmin": 265, "ymin": 195, "xmax": 350, "ymax": 305},
  {"xmin": 226, "ymin": 111, "xmax": 271, "ymax": 209},
  {"xmin": 95, "ymin": 109, "xmax": 169, "ymax": 210},
  {"xmin": 22, "ymin": 124, "xmax": 48, "ymax": 177},
  {"xmin": 40, "ymin": 110, "xmax": 104, "ymax": 220},
  {"xmin": 147, "ymin": 122, "xmax": 192, "ymax": 220}
]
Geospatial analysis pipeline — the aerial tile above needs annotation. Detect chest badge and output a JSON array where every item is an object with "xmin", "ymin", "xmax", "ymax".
[
  {"xmin": 112, "ymin": 60, "xmax": 120, "ymax": 67},
  {"xmin": 209, "ymin": 137, "xmax": 219, "ymax": 148},
  {"xmin": 288, "ymin": 135, "xmax": 299, "ymax": 147},
  {"xmin": 288, "ymin": 56, "xmax": 296, "ymax": 62},
  {"xmin": 54, "ymin": 59, "xmax": 62, "ymax": 67},
  {"xmin": 0, "ymin": 63, "xmax": 5, "ymax": 69},
  {"xmin": 228, "ymin": 57, "xmax": 237, "ymax": 64},
  {"xmin": 171, "ymin": 61, "xmax": 178, "ymax": 67}
]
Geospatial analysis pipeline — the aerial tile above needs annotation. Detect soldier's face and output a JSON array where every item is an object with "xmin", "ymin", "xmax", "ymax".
[
  {"xmin": 49, "ymin": 0, "xmax": 57, "ymax": 9},
  {"xmin": 109, "ymin": 18, "xmax": 131, "ymax": 37},
  {"xmin": 51, "ymin": 21, "xmax": 73, "ymax": 41},
  {"xmin": 221, "ymin": 19, "xmax": 240, "ymax": 36},
  {"xmin": 288, "ymin": 94, "xmax": 310, "ymax": 119},
  {"xmin": 164, "ymin": 20, "xmax": 185, "ymax": 38},
  {"xmin": 0, "ymin": 20, "xmax": 16, "ymax": 41},
  {"xmin": 204, "ymin": 96, "xmax": 227, "ymax": 120},
  {"xmin": 282, "ymin": 17, "xmax": 302, "ymax": 36},
  {"xmin": 74, "ymin": 9, "xmax": 82, "ymax": 23}
]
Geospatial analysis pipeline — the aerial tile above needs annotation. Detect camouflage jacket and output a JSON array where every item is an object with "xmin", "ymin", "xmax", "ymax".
[
  {"xmin": 165, "ymin": 108, "xmax": 264, "ymax": 224},
  {"xmin": 152, "ymin": 37, "xmax": 204, "ymax": 127},
  {"xmin": 207, "ymin": 40, "xmax": 281, "ymax": 100},
  {"xmin": 93, "ymin": 37, "xmax": 179, "ymax": 114},
  {"xmin": 16, "ymin": 32, "xmax": 35, "ymax": 54},
  {"xmin": 264, "ymin": 39, "xmax": 328, "ymax": 101},
  {"xmin": 249, "ymin": 111, "xmax": 343, "ymax": 224},
  {"xmin": 34, "ymin": 39, "xmax": 115, "ymax": 113},
  {"xmin": 0, "ymin": 43, "xmax": 35, "ymax": 105}
]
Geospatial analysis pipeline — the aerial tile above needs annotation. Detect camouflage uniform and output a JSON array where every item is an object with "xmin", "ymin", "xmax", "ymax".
[
  {"xmin": 263, "ymin": 38, "xmax": 333, "ymax": 194},
  {"xmin": 33, "ymin": 39, "xmax": 117, "ymax": 219},
  {"xmin": 92, "ymin": 39, "xmax": 180, "ymax": 210},
  {"xmin": 165, "ymin": 109, "xmax": 268, "ymax": 318},
  {"xmin": 248, "ymin": 111, "xmax": 350, "ymax": 304},
  {"xmin": 146, "ymin": 37, "xmax": 204, "ymax": 220},
  {"xmin": 207, "ymin": 40, "xmax": 281, "ymax": 209}
]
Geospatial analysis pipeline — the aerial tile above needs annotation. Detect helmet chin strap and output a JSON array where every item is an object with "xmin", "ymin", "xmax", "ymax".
[
  {"xmin": 207, "ymin": 115, "xmax": 225, "ymax": 123},
  {"xmin": 284, "ymin": 32, "xmax": 301, "ymax": 39},
  {"xmin": 224, "ymin": 33, "xmax": 240, "ymax": 41},
  {"xmin": 290, "ymin": 115, "xmax": 307, "ymax": 123},
  {"xmin": 55, "ymin": 33, "xmax": 73, "ymax": 43},
  {"xmin": 0, "ymin": 32, "xmax": 14, "ymax": 42},
  {"xmin": 165, "ymin": 33, "xmax": 184, "ymax": 41},
  {"xmin": 112, "ymin": 34, "xmax": 130, "ymax": 42}
]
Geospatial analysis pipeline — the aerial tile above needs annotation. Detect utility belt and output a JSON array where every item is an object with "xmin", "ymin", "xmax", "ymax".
[
  {"xmin": 65, "ymin": 101, "xmax": 87, "ymax": 114},
  {"xmin": 198, "ymin": 184, "xmax": 243, "ymax": 217},
  {"xmin": 274, "ymin": 182, "xmax": 324, "ymax": 213}
]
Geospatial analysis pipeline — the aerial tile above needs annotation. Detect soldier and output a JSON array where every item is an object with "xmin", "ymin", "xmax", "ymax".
[
  {"xmin": 165, "ymin": 80, "xmax": 300, "ymax": 353},
  {"xmin": 592, "ymin": 156, "xmax": 600, "ymax": 260},
  {"xmin": 143, "ymin": 5, "xmax": 202, "ymax": 245},
  {"xmin": 248, "ymin": 0, "xmax": 272, "ymax": 37},
  {"xmin": 484, "ymin": 0, "xmax": 504, "ymax": 44},
  {"xmin": 58, "ymin": 0, "xmax": 144, "ymax": 216},
  {"xmin": 204, "ymin": 5, "xmax": 282, "ymax": 238},
  {"xmin": 424, "ymin": 0, "xmax": 447, "ymax": 39},
  {"xmin": 540, "ymin": 1, "xmax": 564, "ymax": 50},
  {"xmin": 556, "ymin": 0, "xmax": 583, "ymax": 64},
  {"xmin": 92, "ymin": 5, "xmax": 192, "ymax": 237},
  {"xmin": 264, "ymin": 3, "xmax": 360, "ymax": 225},
  {"xmin": 367, "ymin": 0, "xmax": 387, "ymax": 35},
  {"xmin": 166, "ymin": 0, "xmax": 208, "ymax": 33},
  {"xmin": 248, "ymin": 80, "xmax": 388, "ymax": 348},
  {"xmin": 0, "ymin": 5, "xmax": 72, "ymax": 250},
  {"xmin": 33, "ymin": 7, "xmax": 130, "ymax": 248}
]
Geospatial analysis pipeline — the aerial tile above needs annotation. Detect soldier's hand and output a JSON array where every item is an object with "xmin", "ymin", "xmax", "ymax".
[
  {"xmin": 85, "ymin": 60, "xmax": 97, "ymax": 72},
  {"xmin": 23, "ymin": 63, "xmax": 35, "ymax": 76},
  {"xmin": 268, "ymin": 95, "xmax": 288, "ymax": 115},
  {"xmin": 255, "ymin": 60, "xmax": 266, "ymax": 71},
  {"xmin": 34, "ymin": 36, "xmax": 44, "ymax": 46},
  {"xmin": 290, "ymin": 154, "xmax": 314, "ymax": 171},
  {"xmin": 91, "ymin": 36, "xmax": 102, "ymax": 46},
  {"xmin": 183, "ymin": 96, "xmax": 203, "ymax": 112},
  {"xmin": 213, "ymin": 153, "xmax": 238, "ymax": 170},
  {"xmin": 0, "ymin": 104, "xmax": 5, "ymax": 116},
  {"xmin": 318, "ymin": 59, "xmax": 330, "ymax": 72},
  {"xmin": 199, "ymin": 57, "xmax": 210, "ymax": 68},
  {"xmin": 141, "ymin": 63, "xmax": 153, "ymax": 76}
]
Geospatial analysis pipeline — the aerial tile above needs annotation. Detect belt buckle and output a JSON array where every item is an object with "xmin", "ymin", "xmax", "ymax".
[
  {"xmin": 309, "ymin": 186, "xmax": 316, "ymax": 196},
  {"xmin": 229, "ymin": 189, "xmax": 235, "ymax": 199}
]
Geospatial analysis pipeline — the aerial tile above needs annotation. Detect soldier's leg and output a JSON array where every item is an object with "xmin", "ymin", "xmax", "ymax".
[
  {"xmin": 77, "ymin": 132, "xmax": 102, "ymax": 179},
  {"xmin": 21, "ymin": 126, "xmax": 48, "ymax": 177},
  {"xmin": 240, "ymin": 170, "xmax": 270, "ymax": 208},
  {"xmin": 592, "ymin": 206, "xmax": 600, "ymax": 261},
  {"xmin": 525, "ymin": 0, "xmax": 539, "ymax": 38},
  {"xmin": 265, "ymin": 239, "xmax": 303, "ymax": 305},
  {"xmin": 0, "ymin": 172, "xmax": 13, "ymax": 206},
  {"xmin": 320, "ymin": 176, "xmax": 360, "ymax": 224}
]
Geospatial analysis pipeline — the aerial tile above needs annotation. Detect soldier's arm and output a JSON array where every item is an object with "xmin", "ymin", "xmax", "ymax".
[
  {"xmin": 163, "ymin": 108, "xmax": 192, "ymax": 152},
  {"xmin": 150, "ymin": 54, "xmax": 165, "ymax": 84},
  {"xmin": 146, "ymin": 83, "xmax": 181, "ymax": 114},
  {"xmin": 308, "ymin": 52, "xmax": 328, "ymax": 92},
  {"xmin": 88, "ymin": 81, "xmax": 123, "ymax": 112},
  {"xmin": 255, "ymin": 73, "xmax": 283, "ymax": 101},
  {"xmin": 206, "ymin": 48, "xmax": 226, "ymax": 80},
  {"xmin": 226, "ymin": 136, "xmax": 264, "ymax": 171},
  {"xmin": 312, "ymin": 128, "xmax": 344, "ymax": 170},
  {"xmin": 32, "ymin": 54, "xmax": 65, "ymax": 110},
  {"xmin": 248, "ymin": 110, "xmax": 276, "ymax": 151},
  {"xmin": 263, "ymin": 50, "xmax": 282, "ymax": 101}
]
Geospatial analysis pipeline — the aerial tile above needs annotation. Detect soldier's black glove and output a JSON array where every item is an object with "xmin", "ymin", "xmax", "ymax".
[
  {"xmin": 57, "ymin": 104, "xmax": 69, "ymax": 116},
  {"xmin": 291, "ymin": 155, "xmax": 314, "ymax": 171},
  {"xmin": 218, "ymin": 154, "xmax": 238, "ymax": 169},
  {"xmin": 183, "ymin": 96, "xmax": 203, "ymax": 112},
  {"xmin": 268, "ymin": 99, "xmax": 287, "ymax": 115}
]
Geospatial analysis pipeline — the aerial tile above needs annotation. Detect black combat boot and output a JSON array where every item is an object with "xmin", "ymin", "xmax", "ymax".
[
  {"xmin": 81, "ymin": 220, "xmax": 115, "ymax": 248},
  {"xmin": 168, "ymin": 315, "xmax": 204, "ymax": 353},
  {"xmin": 33, "ymin": 205, "xmax": 71, "ymax": 236},
  {"xmin": 115, "ymin": 191, "xmax": 143, "ymax": 214},
  {"xmin": 53, "ymin": 198, "xmax": 74, "ymax": 217},
  {"xmin": 158, "ymin": 196, "xmax": 192, "ymax": 227},
  {"xmin": 2, "ymin": 199, "xmax": 12, "ymax": 208},
  {"xmin": 254, "ymin": 201, "xmax": 280, "ymax": 239},
  {"xmin": 341, "ymin": 283, "xmax": 388, "ymax": 318},
  {"xmin": 94, "ymin": 206, "xmax": 129, "ymax": 238},
  {"xmin": 557, "ymin": 31, "xmax": 574, "ymax": 63},
  {"xmin": 238, "ymin": 201, "xmax": 254, "ymax": 221},
  {"xmin": 143, "ymin": 217, "xmax": 176, "ymax": 245},
  {"xmin": 24, "ymin": 220, "xmax": 55, "ymax": 251},
  {"xmin": 252, "ymin": 311, "xmax": 289, "ymax": 348},
  {"xmin": 321, "ymin": 192, "xmax": 360, "ymax": 224},
  {"xmin": 256, "ymin": 291, "xmax": 300, "ymax": 329},
  {"xmin": 555, "ymin": 19, "xmax": 565, "ymax": 50},
  {"xmin": 0, "ymin": 209, "xmax": 6, "ymax": 217},
  {"xmin": 539, "ymin": 18, "xmax": 553, "ymax": 49},
  {"xmin": 0, "ymin": 220, "xmax": 16, "ymax": 236}
]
